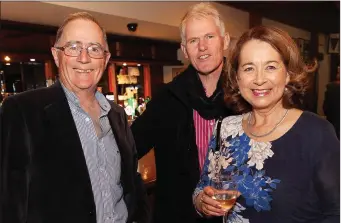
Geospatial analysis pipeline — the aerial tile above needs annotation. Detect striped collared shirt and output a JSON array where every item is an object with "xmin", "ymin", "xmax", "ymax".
[
  {"xmin": 193, "ymin": 110, "xmax": 215, "ymax": 171},
  {"xmin": 61, "ymin": 83, "xmax": 127, "ymax": 223}
]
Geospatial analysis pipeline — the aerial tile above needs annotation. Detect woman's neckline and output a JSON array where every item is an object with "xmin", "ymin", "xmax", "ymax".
[{"xmin": 241, "ymin": 110, "xmax": 305, "ymax": 144}]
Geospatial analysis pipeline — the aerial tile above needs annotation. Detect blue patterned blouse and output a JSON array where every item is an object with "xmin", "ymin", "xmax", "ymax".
[{"xmin": 193, "ymin": 112, "xmax": 340, "ymax": 223}]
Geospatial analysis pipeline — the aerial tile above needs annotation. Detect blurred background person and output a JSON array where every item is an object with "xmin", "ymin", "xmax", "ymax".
[
  {"xmin": 131, "ymin": 2, "xmax": 233, "ymax": 223},
  {"xmin": 193, "ymin": 26, "xmax": 339, "ymax": 223},
  {"xmin": 323, "ymin": 65, "xmax": 340, "ymax": 139}
]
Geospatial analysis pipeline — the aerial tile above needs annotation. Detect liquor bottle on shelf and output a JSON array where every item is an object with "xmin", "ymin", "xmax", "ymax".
[
  {"xmin": 1, "ymin": 80, "xmax": 5, "ymax": 97},
  {"xmin": 0, "ymin": 70, "xmax": 6, "ymax": 97}
]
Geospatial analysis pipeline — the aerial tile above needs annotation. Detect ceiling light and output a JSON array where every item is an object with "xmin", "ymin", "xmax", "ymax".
[
  {"xmin": 123, "ymin": 63, "xmax": 127, "ymax": 66},
  {"xmin": 4, "ymin": 56, "xmax": 10, "ymax": 62},
  {"xmin": 30, "ymin": 58, "xmax": 36, "ymax": 62},
  {"xmin": 137, "ymin": 64, "xmax": 141, "ymax": 67},
  {"xmin": 5, "ymin": 63, "xmax": 10, "ymax": 66}
]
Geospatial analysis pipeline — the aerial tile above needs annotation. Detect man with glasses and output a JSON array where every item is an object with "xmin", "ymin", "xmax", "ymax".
[{"xmin": 0, "ymin": 12, "xmax": 149, "ymax": 223}]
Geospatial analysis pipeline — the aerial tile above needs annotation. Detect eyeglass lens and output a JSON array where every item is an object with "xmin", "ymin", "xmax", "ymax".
[{"xmin": 64, "ymin": 42, "xmax": 105, "ymax": 58}]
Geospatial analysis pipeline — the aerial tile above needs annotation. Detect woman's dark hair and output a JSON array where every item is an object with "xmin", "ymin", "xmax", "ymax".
[{"xmin": 223, "ymin": 25, "xmax": 312, "ymax": 113}]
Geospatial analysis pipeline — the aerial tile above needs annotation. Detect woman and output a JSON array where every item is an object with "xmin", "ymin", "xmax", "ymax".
[{"xmin": 193, "ymin": 25, "xmax": 340, "ymax": 223}]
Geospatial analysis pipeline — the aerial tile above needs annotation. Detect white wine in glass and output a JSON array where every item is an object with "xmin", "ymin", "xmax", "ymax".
[
  {"xmin": 211, "ymin": 175, "xmax": 239, "ymax": 223},
  {"xmin": 213, "ymin": 190, "xmax": 238, "ymax": 211}
]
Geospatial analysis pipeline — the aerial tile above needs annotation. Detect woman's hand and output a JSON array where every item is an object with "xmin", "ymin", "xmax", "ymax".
[{"xmin": 195, "ymin": 186, "xmax": 228, "ymax": 217}]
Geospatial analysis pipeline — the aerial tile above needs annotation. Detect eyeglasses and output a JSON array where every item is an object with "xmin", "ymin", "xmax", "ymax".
[{"xmin": 54, "ymin": 42, "xmax": 109, "ymax": 59}]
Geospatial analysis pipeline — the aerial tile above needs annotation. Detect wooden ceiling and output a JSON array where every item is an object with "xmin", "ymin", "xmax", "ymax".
[
  {"xmin": 0, "ymin": 2, "xmax": 339, "ymax": 64},
  {"xmin": 219, "ymin": 1, "xmax": 340, "ymax": 33},
  {"xmin": 0, "ymin": 20, "xmax": 182, "ymax": 66},
  {"xmin": 0, "ymin": 20, "xmax": 56, "ymax": 63}
]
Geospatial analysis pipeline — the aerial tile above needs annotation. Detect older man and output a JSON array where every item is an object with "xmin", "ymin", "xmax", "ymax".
[
  {"xmin": 131, "ymin": 3, "xmax": 232, "ymax": 223},
  {"xmin": 0, "ymin": 12, "xmax": 149, "ymax": 223}
]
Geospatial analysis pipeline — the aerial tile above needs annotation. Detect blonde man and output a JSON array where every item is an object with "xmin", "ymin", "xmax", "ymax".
[{"xmin": 131, "ymin": 3, "xmax": 232, "ymax": 223}]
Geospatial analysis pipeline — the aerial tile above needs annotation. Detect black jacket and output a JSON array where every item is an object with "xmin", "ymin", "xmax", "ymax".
[
  {"xmin": 131, "ymin": 65, "xmax": 231, "ymax": 223},
  {"xmin": 0, "ymin": 81, "xmax": 149, "ymax": 223}
]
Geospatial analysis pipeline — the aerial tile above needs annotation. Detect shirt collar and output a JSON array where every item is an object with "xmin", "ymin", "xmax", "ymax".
[{"xmin": 60, "ymin": 82, "xmax": 111, "ymax": 114}]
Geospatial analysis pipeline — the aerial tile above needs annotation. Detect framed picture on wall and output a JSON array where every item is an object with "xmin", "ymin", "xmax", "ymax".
[{"xmin": 328, "ymin": 33, "xmax": 340, "ymax": 54}]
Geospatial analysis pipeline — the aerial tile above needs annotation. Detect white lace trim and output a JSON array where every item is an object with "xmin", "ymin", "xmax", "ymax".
[
  {"xmin": 248, "ymin": 139, "xmax": 273, "ymax": 170},
  {"xmin": 220, "ymin": 115, "xmax": 245, "ymax": 139},
  {"xmin": 220, "ymin": 115, "xmax": 274, "ymax": 170}
]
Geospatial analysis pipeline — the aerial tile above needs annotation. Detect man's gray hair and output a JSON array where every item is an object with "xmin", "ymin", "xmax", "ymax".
[
  {"xmin": 54, "ymin": 12, "xmax": 109, "ymax": 50},
  {"xmin": 180, "ymin": 2, "xmax": 226, "ymax": 45}
]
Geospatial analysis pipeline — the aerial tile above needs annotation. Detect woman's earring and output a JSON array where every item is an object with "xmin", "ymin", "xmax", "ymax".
[
  {"xmin": 285, "ymin": 87, "xmax": 288, "ymax": 92},
  {"xmin": 237, "ymin": 90, "xmax": 240, "ymax": 94}
]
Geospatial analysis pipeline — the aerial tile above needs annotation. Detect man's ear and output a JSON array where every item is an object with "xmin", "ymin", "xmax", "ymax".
[
  {"xmin": 51, "ymin": 47, "xmax": 60, "ymax": 68},
  {"xmin": 223, "ymin": 33, "xmax": 230, "ymax": 51},
  {"xmin": 180, "ymin": 43, "xmax": 189, "ymax": 59},
  {"xmin": 105, "ymin": 52, "xmax": 111, "ymax": 67}
]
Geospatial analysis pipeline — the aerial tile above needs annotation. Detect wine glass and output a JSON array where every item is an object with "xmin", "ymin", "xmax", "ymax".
[{"xmin": 211, "ymin": 175, "xmax": 239, "ymax": 223}]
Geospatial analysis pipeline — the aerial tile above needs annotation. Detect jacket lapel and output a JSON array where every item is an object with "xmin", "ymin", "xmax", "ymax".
[
  {"xmin": 42, "ymin": 83, "xmax": 134, "ymax": 215},
  {"xmin": 107, "ymin": 106, "xmax": 136, "ymax": 222},
  {"xmin": 107, "ymin": 106, "xmax": 133, "ymax": 194},
  {"xmin": 42, "ymin": 83, "xmax": 94, "ymax": 205}
]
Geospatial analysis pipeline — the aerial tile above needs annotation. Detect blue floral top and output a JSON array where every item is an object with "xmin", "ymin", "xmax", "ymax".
[
  {"xmin": 193, "ymin": 114, "xmax": 280, "ymax": 223},
  {"xmin": 194, "ymin": 112, "xmax": 340, "ymax": 223}
]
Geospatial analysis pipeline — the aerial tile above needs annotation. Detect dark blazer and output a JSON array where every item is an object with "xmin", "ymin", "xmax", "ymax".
[
  {"xmin": 0, "ymin": 81, "xmax": 148, "ymax": 223},
  {"xmin": 131, "ymin": 65, "xmax": 229, "ymax": 223}
]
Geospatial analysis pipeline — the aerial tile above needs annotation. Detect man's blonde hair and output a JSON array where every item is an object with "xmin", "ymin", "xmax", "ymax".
[
  {"xmin": 54, "ymin": 12, "xmax": 108, "ymax": 49},
  {"xmin": 180, "ymin": 2, "xmax": 226, "ymax": 44}
]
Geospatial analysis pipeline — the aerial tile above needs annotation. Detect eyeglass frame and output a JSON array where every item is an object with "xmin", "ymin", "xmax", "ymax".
[{"xmin": 54, "ymin": 41, "xmax": 109, "ymax": 59}]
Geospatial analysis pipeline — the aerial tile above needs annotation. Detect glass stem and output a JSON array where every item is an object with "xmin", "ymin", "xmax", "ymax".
[{"xmin": 223, "ymin": 213, "xmax": 228, "ymax": 223}]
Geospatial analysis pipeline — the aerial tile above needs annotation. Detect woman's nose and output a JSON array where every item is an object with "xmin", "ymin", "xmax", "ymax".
[{"xmin": 253, "ymin": 70, "xmax": 267, "ymax": 85}]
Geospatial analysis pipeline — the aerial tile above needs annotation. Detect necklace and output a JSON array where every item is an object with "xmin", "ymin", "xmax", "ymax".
[{"xmin": 247, "ymin": 109, "xmax": 289, "ymax": 138}]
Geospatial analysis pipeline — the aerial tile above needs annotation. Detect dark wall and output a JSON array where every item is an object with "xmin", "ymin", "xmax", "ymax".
[
  {"xmin": 2, "ymin": 20, "xmax": 182, "ymax": 66},
  {"xmin": 150, "ymin": 65, "xmax": 165, "ymax": 97},
  {"xmin": 330, "ymin": 54, "xmax": 340, "ymax": 82}
]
